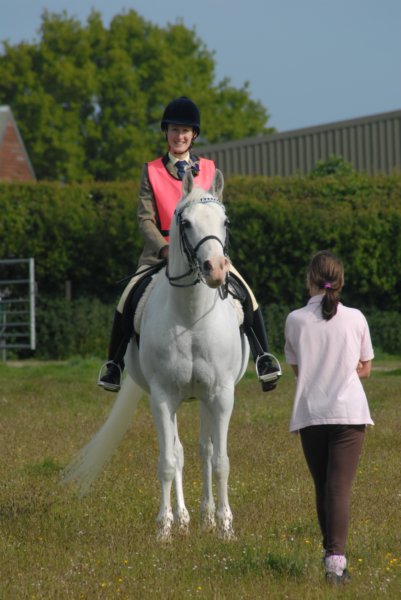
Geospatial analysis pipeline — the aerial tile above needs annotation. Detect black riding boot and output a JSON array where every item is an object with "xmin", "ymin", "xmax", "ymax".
[
  {"xmin": 98, "ymin": 311, "xmax": 130, "ymax": 392},
  {"xmin": 245, "ymin": 307, "xmax": 281, "ymax": 392}
]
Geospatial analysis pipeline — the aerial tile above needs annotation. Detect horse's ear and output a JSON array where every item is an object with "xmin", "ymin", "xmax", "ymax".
[
  {"xmin": 182, "ymin": 170, "xmax": 195, "ymax": 195},
  {"xmin": 210, "ymin": 169, "xmax": 224, "ymax": 200}
]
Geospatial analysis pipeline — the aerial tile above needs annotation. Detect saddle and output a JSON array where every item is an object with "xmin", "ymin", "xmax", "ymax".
[
  {"xmin": 133, "ymin": 276, "xmax": 157, "ymax": 334},
  {"xmin": 121, "ymin": 263, "xmax": 165, "ymax": 343}
]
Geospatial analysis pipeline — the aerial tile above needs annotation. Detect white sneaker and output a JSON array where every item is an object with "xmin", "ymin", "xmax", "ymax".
[
  {"xmin": 325, "ymin": 554, "xmax": 346, "ymax": 576},
  {"xmin": 324, "ymin": 555, "xmax": 351, "ymax": 584}
]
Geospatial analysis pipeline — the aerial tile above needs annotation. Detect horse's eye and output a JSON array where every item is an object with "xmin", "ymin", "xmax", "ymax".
[
  {"xmin": 224, "ymin": 218, "xmax": 230, "ymax": 227},
  {"xmin": 182, "ymin": 220, "xmax": 191, "ymax": 229}
]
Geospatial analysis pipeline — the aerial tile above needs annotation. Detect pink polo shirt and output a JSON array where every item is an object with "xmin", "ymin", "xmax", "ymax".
[{"xmin": 284, "ymin": 295, "xmax": 374, "ymax": 432}]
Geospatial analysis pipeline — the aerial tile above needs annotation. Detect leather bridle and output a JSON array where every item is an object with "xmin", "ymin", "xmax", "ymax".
[{"xmin": 166, "ymin": 197, "xmax": 229, "ymax": 288}]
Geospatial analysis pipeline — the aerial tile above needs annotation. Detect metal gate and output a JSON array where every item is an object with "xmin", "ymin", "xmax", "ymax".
[{"xmin": 0, "ymin": 258, "xmax": 36, "ymax": 360}]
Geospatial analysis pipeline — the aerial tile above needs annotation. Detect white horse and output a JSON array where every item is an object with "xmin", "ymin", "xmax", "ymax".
[{"xmin": 63, "ymin": 169, "xmax": 249, "ymax": 541}]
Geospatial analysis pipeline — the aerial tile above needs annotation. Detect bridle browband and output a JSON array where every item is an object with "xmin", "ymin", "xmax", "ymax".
[{"xmin": 165, "ymin": 196, "xmax": 229, "ymax": 288}]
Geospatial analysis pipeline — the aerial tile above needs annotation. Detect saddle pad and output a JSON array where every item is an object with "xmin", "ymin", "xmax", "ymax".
[
  {"xmin": 134, "ymin": 275, "xmax": 157, "ymax": 335},
  {"xmin": 230, "ymin": 296, "xmax": 244, "ymax": 326}
]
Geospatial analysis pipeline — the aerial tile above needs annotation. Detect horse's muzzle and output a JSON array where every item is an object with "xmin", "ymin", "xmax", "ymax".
[{"xmin": 202, "ymin": 257, "xmax": 230, "ymax": 288}]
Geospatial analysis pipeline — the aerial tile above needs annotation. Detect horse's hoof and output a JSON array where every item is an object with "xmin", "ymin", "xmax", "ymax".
[
  {"xmin": 176, "ymin": 522, "xmax": 190, "ymax": 536},
  {"xmin": 201, "ymin": 513, "xmax": 216, "ymax": 533},
  {"xmin": 218, "ymin": 527, "xmax": 236, "ymax": 541},
  {"xmin": 174, "ymin": 508, "xmax": 190, "ymax": 535},
  {"xmin": 156, "ymin": 509, "xmax": 174, "ymax": 543},
  {"xmin": 156, "ymin": 525, "xmax": 173, "ymax": 543},
  {"xmin": 216, "ymin": 508, "xmax": 234, "ymax": 540}
]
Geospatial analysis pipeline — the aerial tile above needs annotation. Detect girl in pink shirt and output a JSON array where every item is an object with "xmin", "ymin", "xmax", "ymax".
[{"xmin": 285, "ymin": 250, "xmax": 374, "ymax": 585}]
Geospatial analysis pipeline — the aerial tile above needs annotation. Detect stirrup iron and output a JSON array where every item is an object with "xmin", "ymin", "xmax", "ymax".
[
  {"xmin": 97, "ymin": 361, "xmax": 122, "ymax": 391},
  {"xmin": 255, "ymin": 353, "xmax": 282, "ymax": 383}
]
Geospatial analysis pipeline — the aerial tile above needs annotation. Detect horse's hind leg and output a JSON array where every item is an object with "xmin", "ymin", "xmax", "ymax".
[
  {"xmin": 173, "ymin": 416, "xmax": 190, "ymax": 534},
  {"xmin": 199, "ymin": 403, "xmax": 216, "ymax": 532}
]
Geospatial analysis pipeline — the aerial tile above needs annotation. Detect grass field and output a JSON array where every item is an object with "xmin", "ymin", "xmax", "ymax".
[{"xmin": 0, "ymin": 355, "xmax": 400, "ymax": 599}]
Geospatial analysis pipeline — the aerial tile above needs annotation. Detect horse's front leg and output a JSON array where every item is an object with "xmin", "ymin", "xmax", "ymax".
[
  {"xmin": 199, "ymin": 402, "xmax": 216, "ymax": 532},
  {"xmin": 173, "ymin": 416, "xmax": 190, "ymax": 534},
  {"xmin": 149, "ymin": 392, "xmax": 177, "ymax": 542},
  {"xmin": 210, "ymin": 388, "xmax": 235, "ymax": 540}
]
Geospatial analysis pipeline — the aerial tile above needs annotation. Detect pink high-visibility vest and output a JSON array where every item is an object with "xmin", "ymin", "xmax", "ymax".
[{"xmin": 148, "ymin": 157, "xmax": 216, "ymax": 240}]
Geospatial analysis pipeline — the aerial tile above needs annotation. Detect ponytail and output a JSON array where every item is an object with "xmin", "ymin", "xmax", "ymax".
[
  {"xmin": 321, "ymin": 284, "xmax": 339, "ymax": 321},
  {"xmin": 307, "ymin": 252, "xmax": 344, "ymax": 321}
]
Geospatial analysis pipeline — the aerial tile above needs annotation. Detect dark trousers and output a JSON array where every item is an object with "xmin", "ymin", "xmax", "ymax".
[{"xmin": 300, "ymin": 424, "xmax": 365, "ymax": 556}]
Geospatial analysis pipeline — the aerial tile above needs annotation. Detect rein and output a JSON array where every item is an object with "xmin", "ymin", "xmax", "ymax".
[{"xmin": 166, "ymin": 197, "xmax": 229, "ymax": 288}]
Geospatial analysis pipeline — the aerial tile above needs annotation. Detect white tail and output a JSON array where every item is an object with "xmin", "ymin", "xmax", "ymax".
[{"xmin": 62, "ymin": 375, "xmax": 143, "ymax": 496}]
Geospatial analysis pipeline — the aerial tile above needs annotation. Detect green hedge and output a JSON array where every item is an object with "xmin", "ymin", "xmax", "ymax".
[
  {"xmin": 1, "ymin": 173, "xmax": 400, "ymax": 309},
  {"xmin": 0, "ymin": 181, "xmax": 141, "ymax": 301},
  {"xmin": 264, "ymin": 304, "xmax": 401, "ymax": 357},
  {"xmin": 34, "ymin": 296, "xmax": 113, "ymax": 359},
  {"xmin": 1, "ymin": 173, "xmax": 401, "ymax": 358},
  {"xmin": 224, "ymin": 173, "xmax": 401, "ymax": 311},
  {"xmin": 25, "ymin": 297, "xmax": 401, "ymax": 360}
]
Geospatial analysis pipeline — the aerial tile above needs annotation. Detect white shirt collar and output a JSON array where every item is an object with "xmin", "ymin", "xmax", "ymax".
[
  {"xmin": 308, "ymin": 294, "xmax": 325, "ymax": 305},
  {"xmin": 169, "ymin": 151, "xmax": 190, "ymax": 164}
]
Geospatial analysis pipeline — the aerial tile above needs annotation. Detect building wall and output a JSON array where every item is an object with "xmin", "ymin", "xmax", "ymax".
[
  {"xmin": 0, "ymin": 112, "xmax": 36, "ymax": 182},
  {"xmin": 197, "ymin": 109, "xmax": 401, "ymax": 177}
]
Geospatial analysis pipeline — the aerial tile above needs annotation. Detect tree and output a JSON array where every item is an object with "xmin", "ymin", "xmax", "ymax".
[
  {"xmin": 0, "ymin": 10, "xmax": 274, "ymax": 181},
  {"xmin": 309, "ymin": 155, "xmax": 356, "ymax": 178}
]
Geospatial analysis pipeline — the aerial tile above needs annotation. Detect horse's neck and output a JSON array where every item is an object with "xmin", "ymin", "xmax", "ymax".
[
  {"xmin": 167, "ymin": 254, "xmax": 218, "ymax": 320},
  {"xmin": 173, "ymin": 291, "xmax": 219, "ymax": 330}
]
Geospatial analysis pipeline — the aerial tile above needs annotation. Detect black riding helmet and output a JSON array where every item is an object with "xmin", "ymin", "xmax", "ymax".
[{"xmin": 161, "ymin": 97, "xmax": 200, "ymax": 136}]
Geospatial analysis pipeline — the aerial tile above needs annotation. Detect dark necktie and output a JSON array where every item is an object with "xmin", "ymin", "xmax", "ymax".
[{"xmin": 175, "ymin": 160, "xmax": 188, "ymax": 180}]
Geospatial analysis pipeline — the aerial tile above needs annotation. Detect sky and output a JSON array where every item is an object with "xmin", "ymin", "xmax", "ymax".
[{"xmin": 1, "ymin": 0, "xmax": 400, "ymax": 133}]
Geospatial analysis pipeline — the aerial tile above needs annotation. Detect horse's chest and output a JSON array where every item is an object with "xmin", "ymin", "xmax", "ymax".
[
  {"xmin": 166, "ymin": 326, "xmax": 234, "ymax": 384},
  {"xmin": 170, "ymin": 351, "xmax": 219, "ymax": 392},
  {"xmin": 140, "ymin": 300, "xmax": 240, "ymax": 390}
]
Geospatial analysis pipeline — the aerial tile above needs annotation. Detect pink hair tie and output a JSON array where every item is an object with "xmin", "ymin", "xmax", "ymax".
[{"xmin": 323, "ymin": 282, "xmax": 332, "ymax": 290}]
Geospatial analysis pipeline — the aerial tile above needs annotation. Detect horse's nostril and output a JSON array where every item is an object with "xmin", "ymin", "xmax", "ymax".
[{"xmin": 203, "ymin": 260, "xmax": 212, "ymax": 273}]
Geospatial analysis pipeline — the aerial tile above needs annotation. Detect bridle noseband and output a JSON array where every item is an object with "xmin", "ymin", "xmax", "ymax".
[{"xmin": 166, "ymin": 197, "xmax": 229, "ymax": 288}]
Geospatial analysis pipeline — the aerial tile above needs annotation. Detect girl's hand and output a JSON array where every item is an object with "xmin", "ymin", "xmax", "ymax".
[
  {"xmin": 159, "ymin": 245, "xmax": 169, "ymax": 259},
  {"xmin": 357, "ymin": 360, "xmax": 372, "ymax": 378}
]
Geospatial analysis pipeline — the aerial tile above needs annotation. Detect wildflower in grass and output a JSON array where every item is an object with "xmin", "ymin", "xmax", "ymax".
[{"xmin": 386, "ymin": 554, "xmax": 400, "ymax": 570}]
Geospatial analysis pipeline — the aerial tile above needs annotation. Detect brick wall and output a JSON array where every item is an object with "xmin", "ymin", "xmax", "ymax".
[{"xmin": 0, "ymin": 119, "xmax": 35, "ymax": 181}]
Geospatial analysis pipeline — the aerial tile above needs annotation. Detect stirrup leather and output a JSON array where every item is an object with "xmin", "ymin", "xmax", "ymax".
[{"xmin": 255, "ymin": 353, "xmax": 282, "ymax": 383}]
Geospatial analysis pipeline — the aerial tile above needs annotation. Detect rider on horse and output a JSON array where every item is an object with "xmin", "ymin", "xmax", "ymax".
[{"xmin": 98, "ymin": 97, "xmax": 281, "ymax": 393}]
